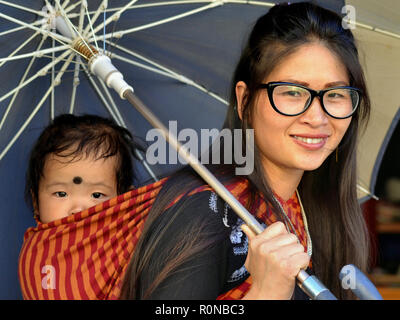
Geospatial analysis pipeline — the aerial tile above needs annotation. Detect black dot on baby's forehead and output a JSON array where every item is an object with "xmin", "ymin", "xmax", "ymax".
[{"xmin": 73, "ymin": 176, "xmax": 83, "ymax": 184}]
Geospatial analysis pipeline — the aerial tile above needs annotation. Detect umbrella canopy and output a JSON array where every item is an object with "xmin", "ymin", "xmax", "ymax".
[
  {"xmin": 1, "ymin": 0, "xmax": 396, "ymax": 299},
  {"xmin": 345, "ymin": 0, "xmax": 400, "ymax": 201}
]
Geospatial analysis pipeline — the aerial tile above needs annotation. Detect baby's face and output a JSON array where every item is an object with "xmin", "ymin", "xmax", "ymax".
[{"xmin": 36, "ymin": 153, "xmax": 118, "ymax": 223}]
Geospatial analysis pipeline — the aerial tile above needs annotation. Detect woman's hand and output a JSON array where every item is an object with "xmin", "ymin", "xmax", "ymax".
[{"xmin": 241, "ymin": 221, "xmax": 310, "ymax": 300}]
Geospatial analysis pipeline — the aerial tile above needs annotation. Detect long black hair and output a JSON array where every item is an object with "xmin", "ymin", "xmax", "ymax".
[{"xmin": 121, "ymin": 2, "xmax": 371, "ymax": 300}]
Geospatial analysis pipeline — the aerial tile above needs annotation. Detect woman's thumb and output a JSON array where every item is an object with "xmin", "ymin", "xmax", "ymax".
[{"xmin": 241, "ymin": 224, "xmax": 256, "ymax": 240}]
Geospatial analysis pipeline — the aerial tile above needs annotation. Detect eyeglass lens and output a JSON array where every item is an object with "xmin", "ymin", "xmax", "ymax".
[{"xmin": 272, "ymin": 85, "xmax": 359, "ymax": 118}]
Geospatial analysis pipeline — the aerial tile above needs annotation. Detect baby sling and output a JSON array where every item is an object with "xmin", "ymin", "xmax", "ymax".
[{"xmin": 18, "ymin": 177, "xmax": 308, "ymax": 299}]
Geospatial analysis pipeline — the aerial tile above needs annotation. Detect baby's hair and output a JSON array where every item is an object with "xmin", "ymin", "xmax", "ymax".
[{"xmin": 26, "ymin": 114, "xmax": 144, "ymax": 209}]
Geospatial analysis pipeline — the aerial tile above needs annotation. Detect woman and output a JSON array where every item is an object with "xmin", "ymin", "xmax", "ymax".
[{"xmin": 120, "ymin": 2, "xmax": 371, "ymax": 300}]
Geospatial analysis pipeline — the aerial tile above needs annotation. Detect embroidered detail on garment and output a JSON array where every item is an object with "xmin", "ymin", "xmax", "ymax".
[
  {"xmin": 230, "ymin": 218, "xmax": 249, "ymax": 256},
  {"xmin": 222, "ymin": 203, "xmax": 230, "ymax": 228},
  {"xmin": 228, "ymin": 265, "xmax": 249, "ymax": 283},
  {"xmin": 233, "ymin": 236, "xmax": 248, "ymax": 256},
  {"xmin": 230, "ymin": 219, "xmax": 244, "ymax": 244},
  {"xmin": 209, "ymin": 192, "xmax": 218, "ymax": 213}
]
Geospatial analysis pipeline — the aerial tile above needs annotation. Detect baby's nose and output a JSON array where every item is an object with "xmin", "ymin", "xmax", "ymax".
[
  {"xmin": 69, "ymin": 199, "xmax": 90, "ymax": 215},
  {"xmin": 69, "ymin": 206, "xmax": 83, "ymax": 215}
]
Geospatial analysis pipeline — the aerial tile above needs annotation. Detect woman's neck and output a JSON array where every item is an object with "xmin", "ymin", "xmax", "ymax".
[{"xmin": 261, "ymin": 160, "xmax": 303, "ymax": 201}]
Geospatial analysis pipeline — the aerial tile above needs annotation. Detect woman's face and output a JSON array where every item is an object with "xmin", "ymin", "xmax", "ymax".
[{"xmin": 236, "ymin": 43, "xmax": 352, "ymax": 177}]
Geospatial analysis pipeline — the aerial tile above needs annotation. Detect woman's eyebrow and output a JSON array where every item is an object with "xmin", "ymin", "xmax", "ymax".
[
  {"xmin": 281, "ymin": 79, "xmax": 309, "ymax": 86},
  {"xmin": 325, "ymin": 81, "xmax": 349, "ymax": 87},
  {"xmin": 280, "ymin": 79, "xmax": 349, "ymax": 87}
]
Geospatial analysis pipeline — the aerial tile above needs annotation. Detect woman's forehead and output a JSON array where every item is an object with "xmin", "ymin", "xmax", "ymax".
[{"xmin": 264, "ymin": 43, "xmax": 349, "ymax": 85}]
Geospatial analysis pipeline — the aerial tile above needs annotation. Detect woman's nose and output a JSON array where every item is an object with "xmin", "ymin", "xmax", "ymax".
[{"xmin": 300, "ymin": 97, "xmax": 329, "ymax": 127}]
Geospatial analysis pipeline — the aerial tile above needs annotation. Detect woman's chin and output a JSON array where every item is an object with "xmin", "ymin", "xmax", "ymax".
[{"xmin": 296, "ymin": 157, "xmax": 327, "ymax": 172}]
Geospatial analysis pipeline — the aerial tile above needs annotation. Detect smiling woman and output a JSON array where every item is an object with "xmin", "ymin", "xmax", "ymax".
[
  {"xmin": 235, "ymin": 43, "xmax": 355, "ymax": 199},
  {"xmin": 120, "ymin": 2, "xmax": 372, "ymax": 300}
]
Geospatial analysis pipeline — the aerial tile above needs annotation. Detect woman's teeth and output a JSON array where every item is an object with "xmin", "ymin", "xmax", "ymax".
[{"xmin": 293, "ymin": 135, "xmax": 324, "ymax": 144}]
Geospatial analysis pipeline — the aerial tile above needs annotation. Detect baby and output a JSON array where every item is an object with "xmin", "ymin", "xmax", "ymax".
[{"xmin": 25, "ymin": 114, "xmax": 142, "ymax": 223}]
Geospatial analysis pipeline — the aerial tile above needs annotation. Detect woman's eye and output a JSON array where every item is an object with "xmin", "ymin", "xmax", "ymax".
[
  {"xmin": 327, "ymin": 92, "xmax": 344, "ymax": 99},
  {"xmin": 92, "ymin": 192, "xmax": 105, "ymax": 199},
  {"xmin": 54, "ymin": 191, "xmax": 67, "ymax": 197},
  {"xmin": 288, "ymin": 91, "xmax": 301, "ymax": 96},
  {"xmin": 281, "ymin": 90, "xmax": 303, "ymax": 97}
]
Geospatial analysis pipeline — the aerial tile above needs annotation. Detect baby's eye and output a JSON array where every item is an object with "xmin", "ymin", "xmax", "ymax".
[
  {"xmin": 92, "ymin": 192, "xmax": 105, "ymax": 199},
  {"xmin": 54, "ymin": 191, "xmax": 67, "ymax": 198}
]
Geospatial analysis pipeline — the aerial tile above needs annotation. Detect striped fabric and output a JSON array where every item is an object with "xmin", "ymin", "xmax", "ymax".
[
  {"xmin": 18, "ymin": 178, "xmax": 167, "ymax": 300},
  {"xmin": 18, "ymin": 176, "xmax": 309, "ymax": 300}
]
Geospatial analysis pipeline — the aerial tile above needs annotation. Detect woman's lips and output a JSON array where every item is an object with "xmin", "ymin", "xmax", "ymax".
[{"xmin": 291, "ymin": 134, "xmax": 329, "ymax": 150}]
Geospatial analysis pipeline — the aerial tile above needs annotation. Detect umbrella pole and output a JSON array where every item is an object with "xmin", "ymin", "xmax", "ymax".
[{"xmin": 123, "ymin": 89, "xmax": 337, "ymax": 300}]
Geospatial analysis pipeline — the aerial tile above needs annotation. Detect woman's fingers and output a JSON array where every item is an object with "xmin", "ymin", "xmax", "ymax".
[{"xmin": 240, "ymin": 221, "xmax": 310, "ymax": 299}]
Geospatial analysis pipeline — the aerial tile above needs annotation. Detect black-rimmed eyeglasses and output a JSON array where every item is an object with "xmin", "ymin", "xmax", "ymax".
[{"xmin": 258, "ymin": 82, "xmax": 361, "ymax": 119}]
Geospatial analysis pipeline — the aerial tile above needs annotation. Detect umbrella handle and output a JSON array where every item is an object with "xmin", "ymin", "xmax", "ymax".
[{"xmin": 123, "ymin": 89, "xmax": 338, "ymax": 300}]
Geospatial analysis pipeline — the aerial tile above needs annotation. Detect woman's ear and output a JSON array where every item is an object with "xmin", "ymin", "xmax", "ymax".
[{"xmin": 235, "ymin": 81, "xmax": 248, "ymax": 121}]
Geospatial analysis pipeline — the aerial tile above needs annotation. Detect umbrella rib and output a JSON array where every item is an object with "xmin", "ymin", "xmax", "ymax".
[
  {"xmin": 94, "ymin": 1, "xmax": 223, "ymax": 40},
  {"xmin": 357, "ymin": 184, "xmax": 379, "ymax": 201},
  {"xmin": 77, "ymin": 0, "xmax": 85, "ymax": 35},
  {"xmin": 79, "ymin": 62, "xmax": 120, "ymax": 121},
  {"xmin": 0, "ymin": 31, "xmax": 40, "ymax": 68},
  {"xmin": 0, "ymin": 20, "xmax": 43, "ymax": 37},
  {"xmin": 81, "ymin": 1, "xmax": 225, "ymax": 14},
  {"xmin": 0, "ymin": 36, "xmax": 47, "ymax": 131},
  {"xmin": 110, "ymin": 52, "xmax": 181, "ymax": 81},
  {"xmin": 98, "ymin": 79, "xmax": 127, "ymax": 127},
  {"xmin": 0, "ymin": 11, "xmax": 71, "ymax": 44},
  {"xmin": 82, "ymin": 1, "xmax": 101, "ymax": 50},
  {"xmin": 0, "ymin": 0, "xmax": 46, "ymax": 17},
  {"xmin": 354, "ymin": 21, "xmax": 400, "ymax": 40},
  {"xmin": 69, "ymin": 55, "xmax": 81, "ymax": 114},
  {"xmin": 61, "ymin": 0, "xmax": 71, "ymax": 10},
  {"xmin": 0, "ymin": 50, "xmax": 71, "ymax": 104},
  {"xmin": 109, "ymin": 47, "xmax": 229, "ymax": 106},
  {"xmin": 82, "ymin": 0, "xmax": 108, "ymax": 37},
  {"xmin": 64, "ymin": 0, "xmax": 83, "ymax": 14},
  {"xmin": 225, "ymin": 0, "xmax": 274, "ymax": 6},
  {"xmin": 0, "ymin": 53, "xmax": 74, "ymax": 161},
  {"xmin": 50, "ymin": 31, "xmax": 56, "ymax": 120},
  {"xmin": 91, "ymin": 0, "xmax": 139, "ymax": 35},
  {"xmin": 0, "ymin": 44, "xmax": 70, "ymax": 64}
]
